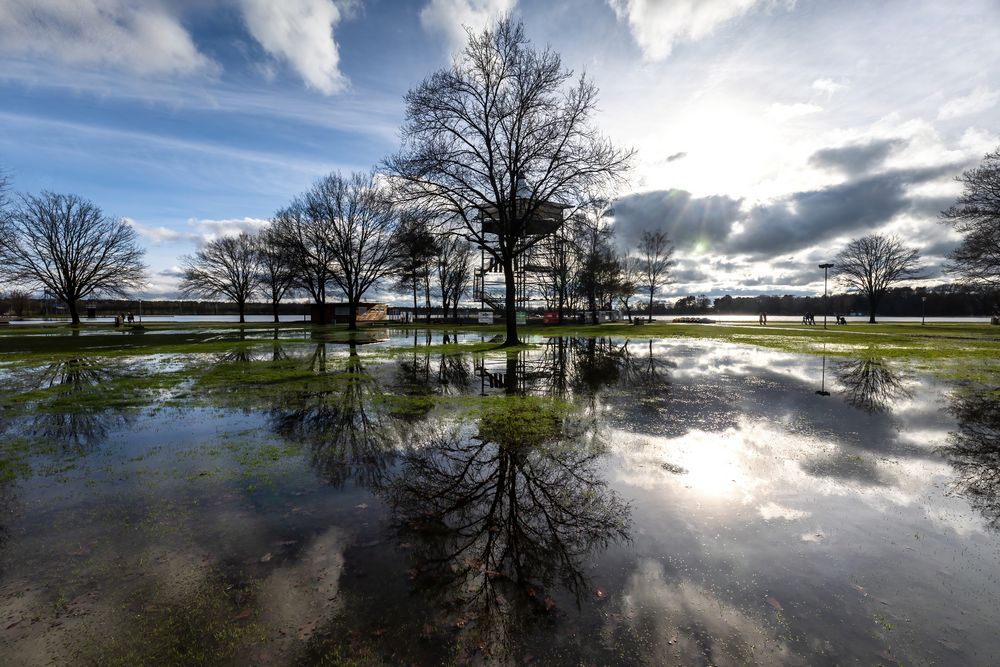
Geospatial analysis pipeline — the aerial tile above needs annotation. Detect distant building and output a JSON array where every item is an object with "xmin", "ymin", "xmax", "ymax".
[{"xmin": 309, "ymin": 302, "xmax": 388, "ymax": 324}]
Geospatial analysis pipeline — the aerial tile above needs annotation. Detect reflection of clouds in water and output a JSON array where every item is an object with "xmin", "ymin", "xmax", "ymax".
[
  {"xmin": 611, "ymin": 415, "xmax": 959, "ymax": 529},
  {"xmin": 662, "ymin": 339, "xmax": 815, "ymax": 385},
  {"xmin": 607, "ymin": 558, "xmax": 806, "ymax": 667},
  {"xmin": 758, "ymin": 502, "xmax": 810, "ymax": 521}
]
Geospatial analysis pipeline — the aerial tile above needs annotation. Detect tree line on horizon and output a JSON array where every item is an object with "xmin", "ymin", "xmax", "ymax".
[{"xmin": 1, "ymin": 17, "xmax": 998, "ymax": 331}]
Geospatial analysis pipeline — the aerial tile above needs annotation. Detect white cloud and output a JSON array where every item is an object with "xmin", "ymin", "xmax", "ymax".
[
  {"xmin": 239, "ymin": 0, "xmax": 348, "ymax": 95},
  {"xmin": 812, "ymin": 78, "xmax": 847, "ymax": 97},
  {"xmin": 0, "ymin": 0, "xmax": 213, "ymax": 75},
  {"xmin": 419, "ymin": 0, "xmax": 516, "ymax": 52},
  {"xmin": 126, "ymin": 218, "xmax": 191, "ymax": 244},
  {"xmin": 765, "ymin": 102, "xmax": 822, "ymax": 121},
  {"xmin": 188, "ymin": 217, "xmax": 271, "ymax": 243},
  {"xmin": 937, "ymin": 86, "xmax": 1000, "ymax": 120},
  {"xmin": 608, "ymin": 0, "xmax": 795, "ymax": 61}
]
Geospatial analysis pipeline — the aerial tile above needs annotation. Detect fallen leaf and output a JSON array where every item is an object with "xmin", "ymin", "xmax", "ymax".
[
  {"xmin": 260, "ymin": 552, "xmax": 273, "ymax": 563},
  {"xmin": 767, "ymin": 596, "xmax": 784, "ymax": 611}
]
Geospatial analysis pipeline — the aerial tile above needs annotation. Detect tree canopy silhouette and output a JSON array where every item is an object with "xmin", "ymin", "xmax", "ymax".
[{"xmin": 386, "ymin": 16, "xmax": 632, "ymax": 345}]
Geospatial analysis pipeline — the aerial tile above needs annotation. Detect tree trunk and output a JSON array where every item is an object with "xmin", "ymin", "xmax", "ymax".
[
  {"xmin": 238, "ymin": 301, "xmax": 246, "ymax": 324},
  {"xmin": 348, "ymin": 299, "xmax": 358, "ymax": 331},
  {"xmin": 868, "ymin": 292, "xmax": 878, "ymax": 324},
  {"xmin": 68, "ymin": 298, "xmax": 80, "ymax": 326},
  {"xmin": 557, "ymin": 282, "xmax": 565, "ymax": 325},
  {"xmin": 648, "ymin": 288, "xmax": 654, "ymax": 322},
  {"xmin": 424, "ymin": 272, "xmax": 432, "ymax": 324},
  {"xmin": 412, "ymin": 279, "xmax": 418, "ymax": 324},
  {"xmin": 272, "ymin": 299, "xmax": 280, "ymax": 324},
  {"xmin": 503, "ymin": 256, "xmax": 519, "ymax": 347}
]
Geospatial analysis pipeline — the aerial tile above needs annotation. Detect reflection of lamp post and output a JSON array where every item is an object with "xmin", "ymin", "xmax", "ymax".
[
  {"xmin": 818, "ymin": 263, "xmax": 834, "ymax": 329},
  {"xmin": 816, "ymin": 351, "xmax": 830, "ymax": 396},
  {"xmin": 921, "ymin": 295, "xmax": 927, "ymax": 326}
]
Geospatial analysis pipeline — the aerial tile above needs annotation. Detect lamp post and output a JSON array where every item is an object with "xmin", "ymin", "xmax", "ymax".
[
  {"xmin": 818, "ymin": 263, "xmax": 834, "ymax": 329},
  {"xmin": 921, "ymin": 295, "xmax": 927, "ymax": 325}
]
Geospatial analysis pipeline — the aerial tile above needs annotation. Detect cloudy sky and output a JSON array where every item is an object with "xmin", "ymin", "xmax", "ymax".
[{"xmin": 1, "ymin": 0, "xmax": 998, "ymax": 300}]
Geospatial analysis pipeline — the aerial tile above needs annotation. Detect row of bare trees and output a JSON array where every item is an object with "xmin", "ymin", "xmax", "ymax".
[{"xmin": 179, "ymin": 172, "xmax": 401, "ymax": 329}]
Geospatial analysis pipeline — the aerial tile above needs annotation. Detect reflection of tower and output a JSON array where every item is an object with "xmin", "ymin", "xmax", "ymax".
[{"xmin": 471, "ymin": 174, "xmax": 570, "ymax": 313}]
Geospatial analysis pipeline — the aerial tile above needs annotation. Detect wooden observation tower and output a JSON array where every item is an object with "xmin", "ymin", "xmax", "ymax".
[{"xmin": 472, "ymin": 174, "xmax": 570, "ymax": 313}]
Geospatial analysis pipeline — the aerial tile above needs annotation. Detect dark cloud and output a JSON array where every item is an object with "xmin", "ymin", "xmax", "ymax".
[
  {"xmin": 611, "ymin": 189, "xmax": 742, "ymax": 251},
  {"xmin": 809, "ymin": 138, "xmax": 906, "ymax": 175},
  {"xmin": 725, "ymin": 164, "xmax": 958, "ymax": 258},
  {"xmin": 666, "ymin": 151, "xmax": 687, "ymax": 162}
]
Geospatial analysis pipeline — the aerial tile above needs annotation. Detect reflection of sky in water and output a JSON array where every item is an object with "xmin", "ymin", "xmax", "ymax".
[{"xmin": 0, "ymin": 333, "xmax": 998, "ymax": 665}]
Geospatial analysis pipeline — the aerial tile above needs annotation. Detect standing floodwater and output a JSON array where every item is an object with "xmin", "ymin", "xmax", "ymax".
[{"xmin": 0, "ymin": 330, "xmax": 998, "ymax": 665}]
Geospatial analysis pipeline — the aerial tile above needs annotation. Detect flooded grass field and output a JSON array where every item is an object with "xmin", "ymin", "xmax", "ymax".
[{"xmin": 1, "ymin": 325, "xmax": 999, "ymax": 665}]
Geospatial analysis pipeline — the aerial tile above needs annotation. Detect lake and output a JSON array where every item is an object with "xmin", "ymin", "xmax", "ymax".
[{"xmin": 0, "ymin": 329, "xmax": 997, "ymax": 665}]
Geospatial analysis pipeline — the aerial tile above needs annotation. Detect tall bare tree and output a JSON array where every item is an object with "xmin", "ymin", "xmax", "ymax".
[
  {"xmin": 394, "ymin": 214, "xmax": 438, "ymax": 323},
  {"xmin": 0, "ymin": 192, "xmax": 146, "ymax": 325},
  {"xmin": 835, "ymin": 234, "xmax": 923, "ymax": 324},
  {"xmin": 435, "ymin": 232, "xmax": 473, "ymax": 322},
  {"xmin": 255, "ymin": 226, "xmax": 297, "ymax": 323},
  {"xmin": 386, "ymin": 16, "xmax": 632, "ymax": 346},
  {"xmin": 307, "ymin": 171, "xmax": 399, "ymax": 330},
  {"xmin": 271, "ymin": 198, "xmax": 337, "ymax": 308},
  {"xmin": 941, "ymin": 146, "xmax": 1000, "ymax": 284},
  {"xmin": 0, "ymin": 170, "xmax": 11, "ymax": 246},
  {"xmin": 180, "ymin": 232, "xmax": 261, "ymax": 323},
  {"xmin": 617, "ymin": 254, "xmax": 641, "ymax": 321},
  {"xmin": 638, "ymin": 229, "xmax": 675, "ymax": 322},
  {"xmin": 576, "ymin": 222, "xmax": 622, "ymax": 321}
]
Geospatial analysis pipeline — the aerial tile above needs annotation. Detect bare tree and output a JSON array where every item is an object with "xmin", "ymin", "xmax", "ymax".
[
  {"xmin": 638, "ymin": 230, "xmax": 675, "ymax": 322},
  {"xmin": 0, "ymin": 170, "xmax": 11, "ymax": 247},
  {"xmin": 179, "ymin": 232, "xmax": 261, "ymax": 323},
  {"xmin": 307, "ymin": 171, "xmax": 399, "ymax": 330},
  {"xmin": 435, "ymin": 232, "xmax": 473, "ymax": 322},
  {"xmin": 386, "ymin": 16, "xmax": 633, "ymax": 346},
  {"xmin": 271, "ymin": 198, "xmax": 337, "ymax": 308},
  {"xmin": 0, "ymin": 192, "xmax": 146, "ymax": 325},
  {"xmin": 576, "ymin": 222, "xmax": 622, "ymax": 322},
  {"xmin": 3, "ymin": 289, "xmax": 32, "ymax": 317},
  {"xmin": 835, "ymin": 234, "xmax": 923, "ymax": 323},
  {"xmin": 941, "ymin": 146, "xmax": 1000, "ymax": 284},
  {"xmin": 255, "ymin": 226, "xmax": 297, "ymax": 323},
  {"xmin": 394, "ymin": 214, "xmax": 438, "ymax": 323},
  {"xmin": 617, "ymin": 254, "xmax": 641, "ymax": 321}
]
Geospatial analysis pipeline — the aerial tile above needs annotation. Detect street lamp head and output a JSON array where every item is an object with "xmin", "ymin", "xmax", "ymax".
[{"xmin": 818, "ymin": 263, "xmax": 834, "ymax": 269}]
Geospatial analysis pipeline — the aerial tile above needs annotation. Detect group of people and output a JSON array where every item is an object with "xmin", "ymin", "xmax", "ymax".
[
  {"xmin": 756, "ymin": 312, "xmax": 849, "ymax": 326},
  {"xmin": 114, "ymin": 311, "xmax": 136, "ymax": 326}
]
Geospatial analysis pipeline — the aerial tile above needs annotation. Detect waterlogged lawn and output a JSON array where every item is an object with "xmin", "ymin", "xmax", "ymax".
[{"xmin": 1, "ymin": 325, "xmax": 999, "ymax": 665}]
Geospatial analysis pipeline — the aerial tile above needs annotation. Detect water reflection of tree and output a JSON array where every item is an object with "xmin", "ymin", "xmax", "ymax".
[
  {"xmin": 834, "ymin": 357, "xmax": 910, "ymax": 413},
  {"xmin": 18, "ymin": 358, "xmax": 132, "ymax": 453},
  {"xmin": 942, "ymin": 390, "xmax": 1000, "ymax": 529},
  {"xmin": 270, "ymin": 344, "xmax": 396, "ymax": 488},
  {"xmin": 385, "ymin": 400, "xmax": 630, "ymax": 659}
]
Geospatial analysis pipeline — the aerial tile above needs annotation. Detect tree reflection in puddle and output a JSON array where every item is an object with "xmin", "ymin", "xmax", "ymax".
[
  {"xmin": 269, "ymin": 343, "xmax": 398, "ymax": 488},
  {"xmin": 5, "ymin": 358, "xmax": 135, "ymax": 454},
  {"xmin": 385, "ymin": 399, "xmax": 631, "ymax": 661},
  {"xmin": 833, "ymin": 356, "xmax": 911, "ymax": 414},
  {"xmin": 943, "ymin": 389, "xmax": 1000, "ymax": 529}
]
